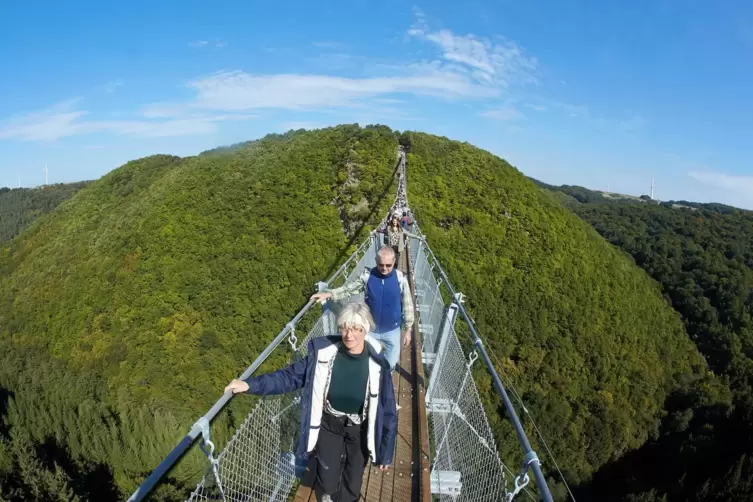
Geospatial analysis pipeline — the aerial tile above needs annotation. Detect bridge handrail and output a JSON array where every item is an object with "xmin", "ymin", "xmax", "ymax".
[
  {"xmin": 127, "ymin": 232, "xmax": 377, "ymax": 502},
  {"xmin": 407, "ymin": 229, "xmax": 554, "ymax": 502}
]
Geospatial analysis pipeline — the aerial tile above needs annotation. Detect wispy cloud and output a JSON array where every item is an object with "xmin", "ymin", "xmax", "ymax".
[
  {"xmin": 524, "ymin": 103, "xmax": 547, "ymax": 111},
  {"xmin": 407, "ymin": 8, "xmax": 538, "ymax": 89},
  {"xmin": 190, "ymin": 40, "xmax": 227, "ymax": 48},
  {"xmin": 5, "ymin": 10, "xmax": 639, "ymax": 146},
  {"xmin": 280, "ymin": 121, "xmax": 331, "ymax": 131},
  {"xmin": 313, "ymin": 41, "xmax": 342, "ymax": 49},
  {"xmin": 481, "ymin": 105, "xmax": 525, "ymax": 120},
  {"xmin": 185, "ymin": 70, "xmax": 499, "ymax": 111},
  {"xmin": 104, "ymin": 79, "xmax": 124, "ymax": 93},
  {"xmin": 688, "ymin": 171, "xmax": 753, "ymax": 195},
  {"xmin": 0, "ymin": 99, "xmax": 86, "ymax": 141},
  {"xmin": 2, "ymin": 11, "xmax": 547, "ymax": 144},
  {"xmin": 0, "ymin": 99, "xmax": 255, "ymax": 141},
  {"xmin": 143, "ymin": 13, "xmax": 541, "ymax": 118}
]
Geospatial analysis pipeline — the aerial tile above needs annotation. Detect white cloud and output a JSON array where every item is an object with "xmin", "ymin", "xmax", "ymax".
[
  {"xmin": 104, "ymin": 79, "xmax": 124, "ymax": 93},
  {"xmin": 1, "ymin": 11, "xmax": 548, "ymax": 143},
  {"xmin": 407, "ymin": 10, "xmax": 538, "ymax": 89},
  {"xmin": 481, "ymin": 106, "xmax": 525, "ymax": 120},
  {"xmin": 190, "ymin": 40, "xmax": 226, "ymax": 48},
  {"xmin": 150, "ymin": 10, "xmax": 538, "ymax": 117},
  {"xmin": 0, "ymin": 99, "xmax": 86, "ymax": 141},
  {"xmin": 688, "ymin": 171, "xmax": 753, "ymax": 195},
  {"xmin": 178, "ymin": 69, "xmax": 498, "ymax": 112},
  {"xmin": 0, "ymin": 99, "xmax": 255, "ymax": 141}
]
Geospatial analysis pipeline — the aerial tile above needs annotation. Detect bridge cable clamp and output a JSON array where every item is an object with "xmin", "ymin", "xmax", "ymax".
[
  {"xmin": 505, "ymin": 451, "xmax": 541, "ymax": 501},
  {"xmin": 287, "ymin": 323, "xmax": 298, "ymax": 352},
  {"xmin": 195, "ymin": 417, "xmax": 228, "ymax": 501},
  {"xmin": 468, "ymin": 350, "xmax": 479, "ymax": 368},
  {"xmin": 505, "ymin": 471, "xmax": 530, "ymax": 502}
]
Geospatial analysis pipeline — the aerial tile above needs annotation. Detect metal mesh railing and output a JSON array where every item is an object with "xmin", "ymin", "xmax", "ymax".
[
  {"xmin": 411, "ymin": 240, "xmax": 446, "ymax": 356},
  {"xmin": 135, "ymin": 146, "xmax": 551, "ymax": 502},
  {"xmin": 186, "ymin": 234, "xmax": 380, "ymax": 502},
  {"xmin": 427, "ymin": 326, "xmax": 508, "ymax": 500},
  {"xmin": 408, "ymin": 232, "xmax": 513, "ymax": 501},
  {"xmin": 187, "ymin": 310, "xmax": 335, "ymax": 502},
  {"xmin": 184, "ymin": 152, "xmax": 403, "ymax": 502}
]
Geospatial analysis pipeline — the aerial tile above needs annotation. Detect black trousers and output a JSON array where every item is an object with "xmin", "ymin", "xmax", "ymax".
[
  {"xmin": 314, "ymin": 413, "xmax": 368, "ymax": 502},
  {"xmin": 391, "ymin": 245, "xmax": 400, "ymax": 267}
]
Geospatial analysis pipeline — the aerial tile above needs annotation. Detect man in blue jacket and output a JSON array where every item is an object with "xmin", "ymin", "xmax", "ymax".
[
  {"xmin": 311, "ymin": 246, "xmax": 414, "ymax": 370},
  {"xmin": 225, "ymin": 302, "xmax": 397, "ymax": 502}
]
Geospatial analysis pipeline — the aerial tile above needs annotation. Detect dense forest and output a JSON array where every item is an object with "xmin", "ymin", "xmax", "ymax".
[
  {"xmin": 0, "ymin": 183, "xmax": 90, "ymax": 245},
  {"xmin": 541, "ymin": 182, "xmax": 753, "ymax": 500},
  {"xmin": 0, "ymin": 125, "xmax": 398, "ymax": 500},
  {"xmin": 401, "ymin": 134, "xmax": 712, "ymax": 499},
  {"xmin": 0, "ymin": 125, "xmax": 722, "ymax": 501}
]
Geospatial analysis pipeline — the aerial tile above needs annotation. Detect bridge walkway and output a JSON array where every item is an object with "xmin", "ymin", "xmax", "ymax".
[{"xmin": 293, "ymin": 245, "xmax": 431, "ymax": 501}]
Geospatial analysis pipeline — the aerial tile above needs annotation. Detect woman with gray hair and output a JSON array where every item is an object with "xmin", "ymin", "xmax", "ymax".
[{"xmin": 225, "ymin": 302, "xmax": 397, "ymax": 502}]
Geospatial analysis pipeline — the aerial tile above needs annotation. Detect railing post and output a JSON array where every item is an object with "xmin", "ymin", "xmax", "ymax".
[
  {"xmin": 454, "ymin": 299, "xmax": 553, "ymax": 502},
  {"xmin": 425, "ymin": 299, "xmax": 458, "ymax": 400},
  {"xmin": 417, "ymin": 243, "xmax": 553, "ymax": 502},
  {"xmin": 317, "ymin": 281, "xmax": 333, "ymax": 337}
]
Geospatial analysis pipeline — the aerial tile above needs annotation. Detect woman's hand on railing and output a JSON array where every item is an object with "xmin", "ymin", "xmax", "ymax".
[
  {"xmin": 310, "ymin": 291, "xmax": 333, "ymax": 304},
  {"xmin": 225, "ymin": 379, "xmax": 250, "ymax": 394}
]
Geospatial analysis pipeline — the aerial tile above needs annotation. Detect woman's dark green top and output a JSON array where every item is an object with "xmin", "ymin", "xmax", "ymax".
[{"xmin": 327, "ymin": 344, "xmax": 370, "ymax": 414}]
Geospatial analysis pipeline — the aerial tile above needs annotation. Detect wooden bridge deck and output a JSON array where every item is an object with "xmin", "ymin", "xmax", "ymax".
[{"xmin": 293, "ymin": 244, "xmax": 431, "ymax": 502}]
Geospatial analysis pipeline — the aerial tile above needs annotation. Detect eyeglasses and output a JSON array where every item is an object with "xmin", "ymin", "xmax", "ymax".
[
  {"xmin": 339, "ymin": 325, "xmax": 365, "ymax": 333},
  {"xmin": 377, "ymin": 262, "xmax": 394, "ymax": 269}
]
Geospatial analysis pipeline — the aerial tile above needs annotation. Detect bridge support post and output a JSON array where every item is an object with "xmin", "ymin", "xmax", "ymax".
[
  {"xmin": 425, "ymin": 298, "xmax": 459, "ymax": 402},
  {"xmin": 317, "ymin": 281, "xmax": 333, "ymax": 337}
]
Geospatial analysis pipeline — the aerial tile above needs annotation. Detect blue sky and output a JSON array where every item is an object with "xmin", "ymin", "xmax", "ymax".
[{"xmin": 1, "ymin": 0, "xmax": 752, "ymax": 209}]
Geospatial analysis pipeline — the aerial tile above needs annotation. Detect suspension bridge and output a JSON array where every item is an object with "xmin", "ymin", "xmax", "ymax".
[{"xmin": 127, "ymin": 148, "xmax": 557, "ymax": 502}]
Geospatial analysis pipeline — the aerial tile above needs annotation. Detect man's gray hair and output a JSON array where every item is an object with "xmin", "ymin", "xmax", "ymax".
[
  {"xmin": 337, "ymin": 302, "xmax": 375, "ymax": 333},
  {"xmin": 377, "ymin": 246, "xmax": 396, "ymax": 262}
]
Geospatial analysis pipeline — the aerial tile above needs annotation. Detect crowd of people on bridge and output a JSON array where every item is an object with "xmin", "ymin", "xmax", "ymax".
[{"xmin": 225, "ymin": 243, "xmax": 417, "ymax": 502}]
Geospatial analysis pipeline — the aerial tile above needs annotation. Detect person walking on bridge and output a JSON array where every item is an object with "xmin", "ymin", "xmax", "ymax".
[
  {"xmin": 386, "ymin": 213, "xmax": 419, "ymax": 266},
  {"xmin": 225, "ymin": 302, "xmax": 397, "ymax": 502},
  {"xmin": 311, "ymin": 246, "xmax": 414, "ymax": 371},
  {"xmin": 400, "ymin": 211, "xmax": 411, "ymax": 231}
]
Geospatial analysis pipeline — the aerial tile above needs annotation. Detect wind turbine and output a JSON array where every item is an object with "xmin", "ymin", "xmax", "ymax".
[{"xmin": 44, "ymin": 162, "xmax": 48, "ymax": 185}]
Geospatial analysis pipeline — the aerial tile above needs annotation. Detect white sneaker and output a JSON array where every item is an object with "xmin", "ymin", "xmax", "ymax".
[
  {"xmin": 322, "ymin": 495, "xmax": 332, "ymax": 502},
  {"xmin": 396, "ymin": 405, "xmax": 402, "ymax": 411}
]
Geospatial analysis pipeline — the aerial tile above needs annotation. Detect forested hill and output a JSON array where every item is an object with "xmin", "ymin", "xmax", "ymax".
[
  {"xmin": 538, "ymin": 183, "xmax": 753, "ymax": 500},
  {"xmin": 0, "ymin": 125, "xmax": 399, "ymax": 500},
  {"xmin": 535, "ymin": 178, "xmax": 749, "ymax": 215},
  {"xmin": 0, "ymin": 182, "xmax": 90, "ymax": 244},
  {"xmin": 402, "ymin": 132, "xmax": 709, "ymax": 498},
  {"xmin": 0, "ymin": 125, "xmax": 708, "ymax": 501}
]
